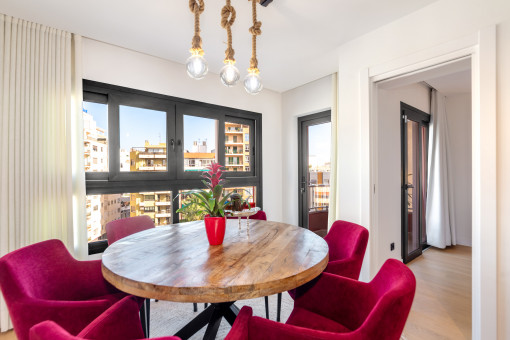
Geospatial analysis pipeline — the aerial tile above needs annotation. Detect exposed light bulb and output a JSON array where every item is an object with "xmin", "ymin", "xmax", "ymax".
[
  {"xmin": 220, "ymin": 61, "xmax": 240, "ymax": 87},
  {"xmin": 244, "ymin": 70, "xmax": 263, "ymax": 95},
  {"xmin": 186, "ymin": 51, "xmax": 208, "ymax": 80}
]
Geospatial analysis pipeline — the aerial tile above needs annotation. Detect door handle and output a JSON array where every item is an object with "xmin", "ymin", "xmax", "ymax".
[
  {"xmin": 403, "ymin": 184, "xmax": 414, "ymax": 189},
  {"xmin": 170, "ymin": 139, "xmax": 175, "ymax": 151}
]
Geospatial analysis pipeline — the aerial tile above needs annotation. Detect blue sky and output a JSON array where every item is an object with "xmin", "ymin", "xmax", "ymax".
[
  {"xmin": 308, "ymin": 122, "xmax": 331, "ymax": 168},
  {"xmin": 183, "ymin": 115, "xmax": 216, "ymax": 152},
  {"xmin": 83, "ymin": 102, "xmax": 216, "ymax": 152}
]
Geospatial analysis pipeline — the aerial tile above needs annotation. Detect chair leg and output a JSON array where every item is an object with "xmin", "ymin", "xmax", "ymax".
[
  {"xmin": 140, "ymin": 299, "xmax": 150, "ymax": 337},
  {"xmin": 193, "ymin": 303, "xmax": 198, "ymax": 312},
  {"xmin": 146, "ymin": 298, "xmax": 151, "ymax": 336},
  {"xmin": 264, "ymin": 296, "xmax": 269, "ymax": 319},
  {"xmin": 277, "ymin": 293, "xmax": 282, "ymax": 322}
]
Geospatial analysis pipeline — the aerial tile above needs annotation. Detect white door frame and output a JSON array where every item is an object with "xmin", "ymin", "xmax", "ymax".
[{"xmin": 360, "ymin": 26, "xmax": 497, "ymax": 340}]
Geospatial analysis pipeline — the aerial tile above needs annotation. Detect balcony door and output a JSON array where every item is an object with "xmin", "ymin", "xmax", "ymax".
[
  {"xmin": 401, "ymin": 102, "xmax": 430, "ymax": 263},
  {"xmin": 298, "ymin": 111, "xmax": 331, "ymax": 236}
]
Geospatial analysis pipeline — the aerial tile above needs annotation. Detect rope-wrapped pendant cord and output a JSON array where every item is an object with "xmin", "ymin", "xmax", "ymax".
[
  {"xmin": 249, "ymin": 0, "xmax": 262, "ymax": 70},
  {"xmin": 221, "ymin": 0, "xmax": 236, "ymax": 61},
  {"xmin": 189, "ymin": 0, "xmax": 205, "ymax": 51}
]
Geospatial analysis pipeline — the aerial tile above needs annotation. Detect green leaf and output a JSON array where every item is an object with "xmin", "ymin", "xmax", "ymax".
[
  {"xmin": 218, "ymin": 191, "xmax": 235, "ymax": 208},
  {"xmin": 212, "ymin": 185, "xmax": 223, "ymax": 200}
]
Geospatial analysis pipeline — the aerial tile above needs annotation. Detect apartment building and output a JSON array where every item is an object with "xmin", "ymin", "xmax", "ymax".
[{"xmin": 225, "ymin": 122, "xmax": 250, "ymax": 172}]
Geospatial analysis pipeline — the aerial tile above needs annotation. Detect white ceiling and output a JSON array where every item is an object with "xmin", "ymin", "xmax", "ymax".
[
  {"xmin": 0, "ymin": 0, "xmax": 438, "ymax": 92},
  {"xmin": 378, "ymin": 57, "xmax": 472, "ymax": 95},
  {"xmin": 426, "ymin": 70, "xmax": 471, "ymax": 96}
]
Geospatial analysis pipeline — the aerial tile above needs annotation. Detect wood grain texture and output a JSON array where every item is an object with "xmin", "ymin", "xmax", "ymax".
[
  {"xmin": 402, "ymin": 245, "xmax": 471, "ymax": 340},
  {"xmin": 102, "ymin": 220, "xmax": 329, "ymax": 303}
]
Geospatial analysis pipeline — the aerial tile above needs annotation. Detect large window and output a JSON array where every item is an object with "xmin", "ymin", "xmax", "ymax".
[{"xmin": 83, "ymin": 80, "xmax": 262, "ymax": 254}]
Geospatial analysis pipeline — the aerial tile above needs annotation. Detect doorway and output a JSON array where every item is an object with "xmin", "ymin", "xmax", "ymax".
[
  {"xmin": 400, "ymin": 102, "xmax": 430, "ymax": 263},
  {"xmin": 298, "ymin": 111, "xmax": 331, "ymax": 236},
  {"xmin": 375, "ymin": 60, "xmax": 473, "ymax": 337}
]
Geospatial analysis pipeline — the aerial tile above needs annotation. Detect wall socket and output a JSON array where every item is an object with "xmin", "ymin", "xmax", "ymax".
[{"xmin": 390, "ymin": 242, "xmax": 395, "ymax": 251}]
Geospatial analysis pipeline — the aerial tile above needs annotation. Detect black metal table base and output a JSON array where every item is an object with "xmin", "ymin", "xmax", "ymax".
[{"xmin": 174, "ymin": 302, "xmax": 240, "ymax": 340}]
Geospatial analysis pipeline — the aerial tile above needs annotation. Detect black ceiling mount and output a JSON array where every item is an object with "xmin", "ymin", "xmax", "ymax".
[{"xmin": 260, "ymin": 0, "xmax": 273, "ymax": 7}]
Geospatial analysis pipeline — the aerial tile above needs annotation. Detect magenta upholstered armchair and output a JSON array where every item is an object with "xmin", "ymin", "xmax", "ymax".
[
  {"xmin": 29, "ymin": 296, "xmax": 180, "ymax": 340},
  {"xmin": 0, "ymin": 239, "xmax": 132, "ymax": 340},
  {"xmin": 323, "ymin": 220, "xmax": 369, "ymax": 279},
  {"xmin": 277, "ymin": 220, "xmax": 369, "ymax": 322},
  {"xmin": 105, "ymin": 215, "xmax": 155, "ymax": 245},
  {"xmin": 105, "ymin": 215, "xmax": 156, "ymax": 336},
  {"xmin": 226, "ymin": 259, "xmax": 416, "ymax": 340}
]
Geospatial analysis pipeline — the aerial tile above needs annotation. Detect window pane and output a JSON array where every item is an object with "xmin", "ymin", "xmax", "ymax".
[
  {"xmin": 183, "ymin": 115, "xmax": 218, "ymax": 171},
  {"xmin": 86, "ymin": 193, "xmax": 130, "ymax": 242},
  {"xmin": 224, "ymin": 186, "xmax": 256, "ymax": 206},
  {"xmin": 225, "ymin": 122, "xmax": 250, "ymax": 171},
  {"xmin": 83, "ymin": 102, "xmax": 108, "ymax": 172},
  {"xmin": 178, "ymin": 189, "xmax": 207, "ymax": 222},
  {"xmin": 119, "ymin": 105, "xmax": 166, "ymax": 172},
  {"xmin": 86, "ymin": 191, "xmax": 172, "ymax": 243},
  {"xmin": 308, "ymin": 122, "xmax": 331, "ymax": 212}
]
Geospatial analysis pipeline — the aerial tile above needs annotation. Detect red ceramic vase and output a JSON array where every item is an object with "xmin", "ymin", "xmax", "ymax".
[{"xmin": 204, "ymin": 216, "xmax": 226, "ymax": 245}]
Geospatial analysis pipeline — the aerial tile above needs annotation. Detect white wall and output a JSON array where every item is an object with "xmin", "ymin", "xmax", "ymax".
[
  {"xmin": 81, "ymin": 38, "xmax": 284, "ymax": 222},
  {"xmin": 376, "ymin": 83, "xmax": 430, "ymax": 265},
  {"xmin": 281, "ymin": 76, "xmax": 333, "ymax": 225},
  {"xmin": 446, "ymin": 93, "xmax": 472, "ymax": 246},
  {"xmin": 331, "ymin": 0, "xmax": 509, "ymax": 337}
]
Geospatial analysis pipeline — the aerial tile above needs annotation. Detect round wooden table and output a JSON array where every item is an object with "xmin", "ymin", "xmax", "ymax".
[{"xmin": 102, "ymin": 219, "xmax": 329, "ymax": 340}]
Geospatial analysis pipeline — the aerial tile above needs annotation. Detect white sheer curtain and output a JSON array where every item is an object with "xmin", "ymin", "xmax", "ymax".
[
  {"xmin": 426, "ymin": 89, "xmax": 456, "ymax": 248},
  {"xmin": 327, "ymin": 73, "xmax": 339, "ymax": 230},
  {"xmin": 0, "ymin": 14, "xmax": 85, "ymax": 332}
]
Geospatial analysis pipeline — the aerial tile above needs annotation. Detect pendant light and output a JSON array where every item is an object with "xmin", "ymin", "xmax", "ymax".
[
  {"xmin": 186, "ymin": 0, "xmax": 208, "ymax": 79},
  {"xmin": 219, "ymin": 0, "xmax": 240, "ymax": 87},
  {"xmin": 244, "ymin": 0, "xmax": 263, "ymax": 94}
]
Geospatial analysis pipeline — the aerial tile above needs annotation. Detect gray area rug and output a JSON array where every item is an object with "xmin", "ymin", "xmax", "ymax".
[{"xmin": 150, "ymin": 293, "xmax": 294, "ymax": 339}]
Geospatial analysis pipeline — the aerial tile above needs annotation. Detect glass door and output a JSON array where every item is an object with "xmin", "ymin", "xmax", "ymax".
[
  {"xmin": 401, "ymin": 102, "xmax": 430, "ymax": 263},
  {"xmin": 298, "ymin": 111, "xmax": 331, "ymax": 236}
]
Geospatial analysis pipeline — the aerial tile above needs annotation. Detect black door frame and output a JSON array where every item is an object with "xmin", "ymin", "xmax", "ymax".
[
  {"xmin": 298, "ymin": 110, "xmax": 331, "ymax": 228},
  {"xmin": 400, "ymin": 102, "xmax": 430, "ymax": 264}
]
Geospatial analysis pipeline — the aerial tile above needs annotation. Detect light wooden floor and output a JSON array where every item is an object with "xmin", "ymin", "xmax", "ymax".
[
  {"xmin": 0, "ymin": 245, "xmax": 472, "ymax": 340},
  {"xmin": 402, "ymin": 245, "xmax": 472, "ymax": 340}
]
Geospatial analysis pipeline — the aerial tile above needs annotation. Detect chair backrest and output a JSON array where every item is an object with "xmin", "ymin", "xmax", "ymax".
[
  {"xmin": 226, "ymin": 210, "xmax": 267, "ymax": 220},
  {"xmin": 105, "ymin": 215, "xmax": 155, "ymax": 245},
  {"xmin": 0, "ymin": 239, "xmax": 76, "ymax": 301},
  {"xmin": 360, "ymin": 259, "xmax": 416, "ymax": 339},
  {"xmin": 325, "ymin": 220, "xmax": 368, "ymax": 264},
  {"xmin": 29, "ymin": 296, "xmax": 146, "ymax": 340}
]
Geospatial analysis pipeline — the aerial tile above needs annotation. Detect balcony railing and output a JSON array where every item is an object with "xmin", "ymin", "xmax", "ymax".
[
  {"xmin": 155, "ymin": 212, "xmax": 172, "ymax": 218},
  {"xmin": 308, "ymin": 185, "xmax": 330, "ymax": 210}
]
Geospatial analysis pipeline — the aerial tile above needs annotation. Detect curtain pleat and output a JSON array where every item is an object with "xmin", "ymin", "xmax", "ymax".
[
  {"xmin": 327, "ymin": 73, "xmax": 339, "ymax": 230},
  {"xmin": 425, "ymin": 90, "xmax": 456, "ymax": 248},
  {"xmin": 0, "ymin": 14, "xmax": 84, "ymax": 332}
]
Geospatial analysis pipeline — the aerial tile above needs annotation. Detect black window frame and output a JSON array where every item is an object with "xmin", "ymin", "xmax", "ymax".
[{"xmin": 83, "ymin": 80, "xmax": 263, "ymax": 254}]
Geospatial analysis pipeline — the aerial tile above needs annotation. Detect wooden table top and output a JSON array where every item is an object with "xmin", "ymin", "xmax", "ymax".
[{"xmin": 101, "ymin": 219, "xmax": 329, "ymax": 303}]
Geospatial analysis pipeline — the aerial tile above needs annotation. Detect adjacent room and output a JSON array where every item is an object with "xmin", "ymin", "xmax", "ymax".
[{"xmin": 0, "ymin": 0, "xmax": 508, "ymax": 340}]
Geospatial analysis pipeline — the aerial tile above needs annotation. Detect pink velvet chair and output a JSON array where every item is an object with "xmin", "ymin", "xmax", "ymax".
[
  {"xmin": 225, "ymin": 259, "xmax": 416, "ymax": 340},
  {"xmin": 323, "ymin": 220, "xmax": 369, "ymax": 280},
  {"xmin": 105, "ymin": 215, "xmax": 155, "ymax": 246},
  {"xmin": 29, "ymin": 296, "xmax": 180, "ymax": 340},
  {"xmin": 277, "ymin": 220, "xmax": 369, "ymax": 322},
  {"xmin": 0, "ymin": 239, "xmax": 132, "ymax": 340},
  {"xmin": 105, "ymin": 215, "xmax": 156, "ymax": 336}
]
